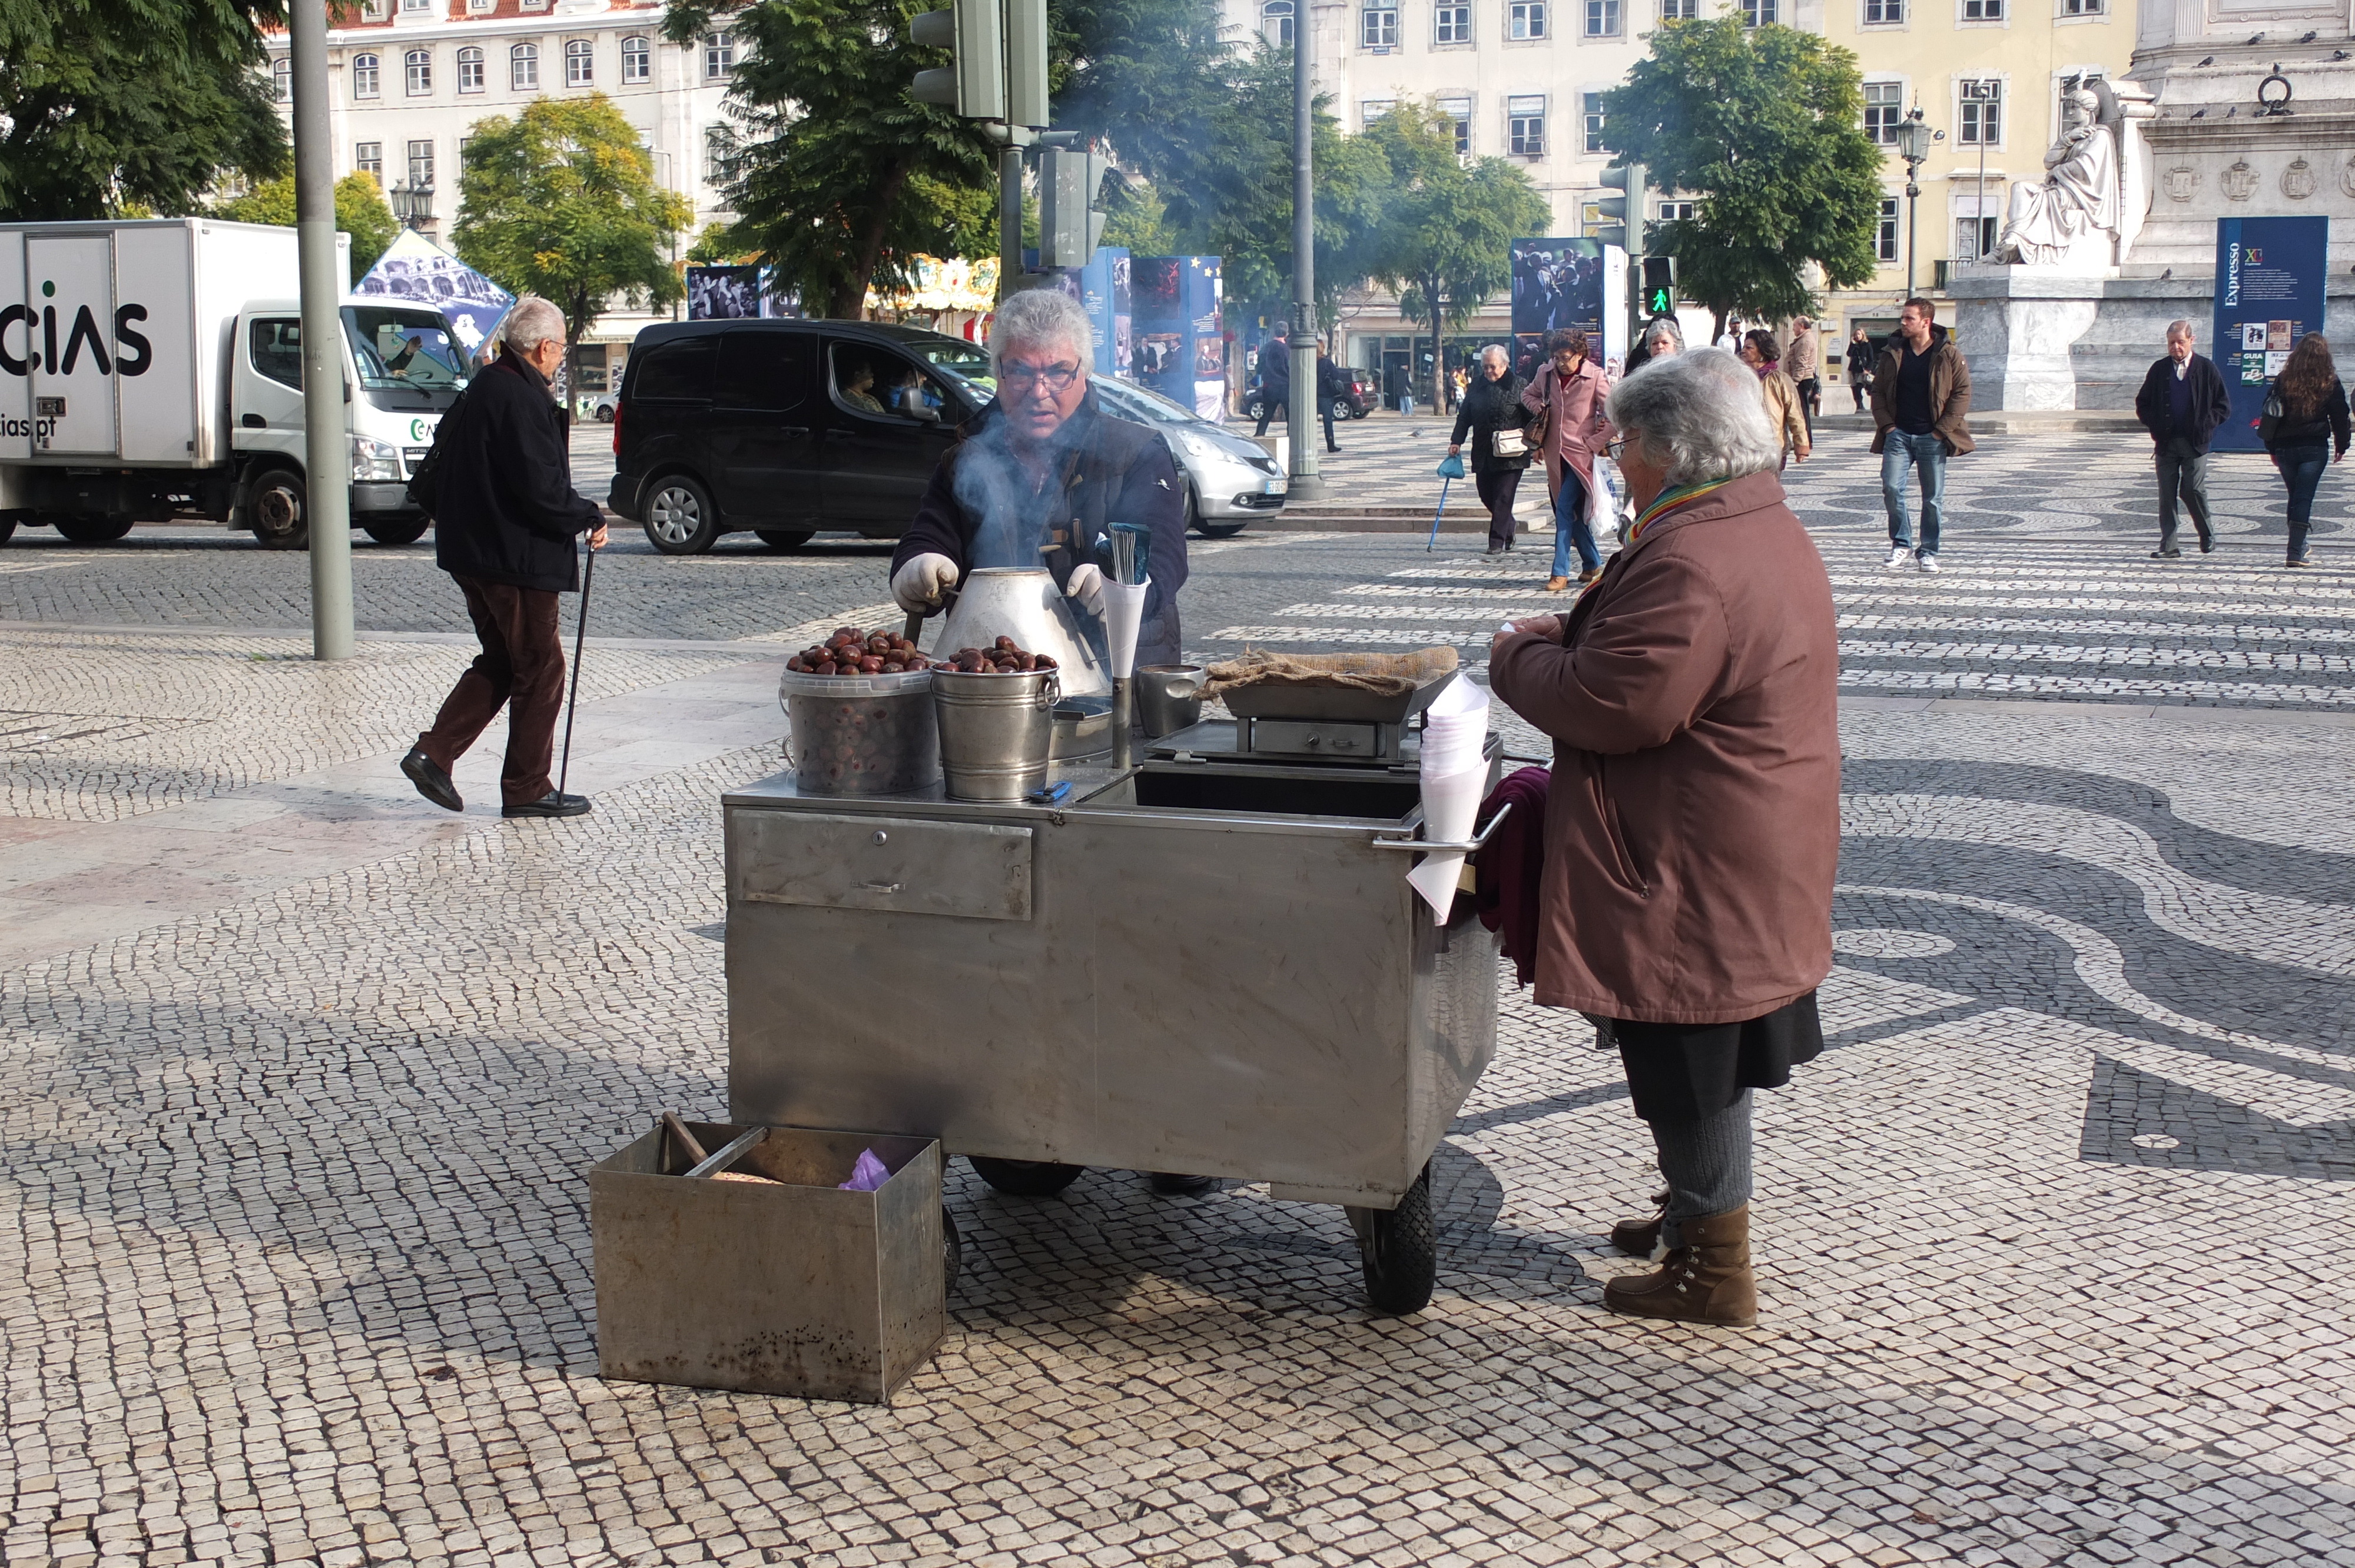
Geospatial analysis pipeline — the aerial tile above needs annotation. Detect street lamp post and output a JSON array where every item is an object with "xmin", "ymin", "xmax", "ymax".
[
  {"xmin": 1285, "ymin": 6, "xmax": 1325, "ymax": 501},
  {"xmin": 1893, "ymin": 108, "xmax": 1936, "ymax": 298},
  {"xmin": 290, "ymin": 0, "xmax": 354, "ymax": 660}
]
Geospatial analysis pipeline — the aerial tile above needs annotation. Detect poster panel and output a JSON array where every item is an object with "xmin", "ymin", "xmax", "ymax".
[
  {"xmin": 1510, "ymin": 237, "xmax": 1606, "ymax": 378},
  {"xmin": 356, "ymin": 229, "xmax": 514, "ymax": 360},
  {"xmin": 2210, "ymin": 216, "xmax": 2330, "ymax": 453}
]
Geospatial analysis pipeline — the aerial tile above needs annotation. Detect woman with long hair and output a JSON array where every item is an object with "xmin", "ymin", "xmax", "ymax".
[
  {"xmin": 2262, "ymin": 333, "xmax": 2350, "ymax": 566},
  {"xmin": 1739, "ymin": 330, "xmax": 1810, "ymax": 469}
]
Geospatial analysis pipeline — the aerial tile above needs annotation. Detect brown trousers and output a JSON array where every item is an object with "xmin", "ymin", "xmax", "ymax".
[{"xmin": 419, "ymin": 574, "xmax": 566, "ymax": 806}]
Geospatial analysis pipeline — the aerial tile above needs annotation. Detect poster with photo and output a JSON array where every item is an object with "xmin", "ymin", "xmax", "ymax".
[
  {"xmin": 687, "ymin": 265, "xmax": 764, "ymax": 320},
  {"xmin": 356, "ymin": 229, "xmax": 515, "ymax": 360},
  {"xmin": 2210, "ymin": 217, "xmax": 2329, "ymax": 451}
]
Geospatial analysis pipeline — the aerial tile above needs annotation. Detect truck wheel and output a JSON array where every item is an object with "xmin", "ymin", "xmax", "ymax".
[
  {"xmin": 1348, "ymin": 1161, "xmax": 1437, "ymax": 1315},
  {"xmin": 967, "ymin": 1157, "xmax": 1085, "ymax": 1197},
  {"xmin": 247, "ymin": 467, "xmax": 309, "ymax": 551},
  {"xmin": 641, "ymin": 474, "xmax": 719, "ymax": 555},
  {"xmin": 755, "ymin": 529, "xmax": 814, "ymax": 552},
  {"xmin": 53, "ymin": 514, "xmax": 135, "ymax": 543},
  {"xmin": 363, "ymin": 519, "xmax": 430, "ymax": 546}
]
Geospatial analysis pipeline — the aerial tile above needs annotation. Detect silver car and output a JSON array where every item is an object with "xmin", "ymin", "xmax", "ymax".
[{"xmin": 1089, "ymin": 377, "xmax": 1286, "ymax": 539}]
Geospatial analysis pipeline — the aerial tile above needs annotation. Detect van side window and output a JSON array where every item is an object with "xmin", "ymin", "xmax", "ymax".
[
  {"xmin": 715, "ymin": 330, "xmax": 811, "ymax": 411},
  {"xmin": 251, "ymin": 318, "xmax": 304, "ymax": 390},
  {"xmin": 630, "ymin": 337, "xmax": 718, "ymax": 400},
  {"xmin": 830, "ymin": 344, "xmax": 947, "ymax": 423}
]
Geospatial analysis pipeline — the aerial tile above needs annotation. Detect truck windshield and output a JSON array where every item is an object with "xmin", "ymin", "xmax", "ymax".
[{"xmin": 343, "ymin": 306, "xmax": 468, "ymax": 410}]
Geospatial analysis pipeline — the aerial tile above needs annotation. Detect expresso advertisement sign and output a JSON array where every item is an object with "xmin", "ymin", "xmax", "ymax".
[{"xmin": 2210, "ymin": 215, "xmax": 2330, "ymax": 454}]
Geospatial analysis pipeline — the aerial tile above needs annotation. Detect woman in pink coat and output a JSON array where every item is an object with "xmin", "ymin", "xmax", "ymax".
[{"xmin": 1519, "ymin": 328, "xmax": 1616, "ymax": 592}]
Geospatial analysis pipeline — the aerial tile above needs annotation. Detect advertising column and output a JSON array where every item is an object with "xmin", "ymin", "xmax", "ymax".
[{"xmin": 2210, "ymin": 216, "xmax": 2330, "ymax": 453}]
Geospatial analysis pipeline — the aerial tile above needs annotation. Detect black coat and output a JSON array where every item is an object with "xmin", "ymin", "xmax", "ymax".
[
  {"xmin": 431, "ymin": 351, "xmax": 603, "ymax": 593},
  {"xmin": 1450, "ymin": 373, "xmax": 1533, "ymax": 473},
  {"xmin": 1258, "ymin": 337, "xmax": 1291, "ymax": 396},
  {"xmin": 2264, "ymin": 377, "xmax": 2352, "ymax": 457},
  {"xmin": 2134, "ymin": 353, "xmax": 2230, "ymax": 453},
  {"xmin": 894, "ymin": 390, "xmax": 1191, "ymax": 669}
]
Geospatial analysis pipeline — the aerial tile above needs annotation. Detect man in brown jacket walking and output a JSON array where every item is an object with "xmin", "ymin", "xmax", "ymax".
[
  {"xmin": 1489, "ymin": 350, "xmax": 1840, "ymax": 1327},
  {"xmin": 1869, "ymin": 298, "xmax": 1973, "ymax": 573}
]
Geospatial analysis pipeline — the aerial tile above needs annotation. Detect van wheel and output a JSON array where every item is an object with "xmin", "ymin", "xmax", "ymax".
[
  {"xmin": 363, "ymin": 519, "xmax": 431, "ymax": 546},
  {"xmin": 0, "ymin": 514, "xmax": 16, "ymax": 546},
  {"xmin": 755, "ymin": 529, "xmax": 814, "ymax": 552},
  {"xmin": 247, "ymin": 468, "xmax": 309, "ymax": 550},
  {"xmin": 53, "ymin": 514, "xmax": 136, "ymax": 543},
  {"xmin": 642, "ymin": 475, "xmax": 719, "ymax": 555}
]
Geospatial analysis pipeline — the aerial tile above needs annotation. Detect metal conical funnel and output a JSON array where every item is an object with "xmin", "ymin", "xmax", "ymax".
[{"xmin": 931, "ymin": 569, "xmax": 1112, "ymax": 696}]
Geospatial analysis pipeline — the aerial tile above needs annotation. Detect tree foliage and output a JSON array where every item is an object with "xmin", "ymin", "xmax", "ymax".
[
  {"xmin": 0, "ymin": 0, "xmax": 289, "ymax": 221},
  {"xmin": 1599, "ymin": 19, "xmax": 1882, "ymax": 337},
  {"xmin": 215, "ymin": 170, "xmax": 401, "ymax": 277},
  {"xmin": 451, "ymin": 95, "xmax": 691, "ymax": 406},
  {"xmin": 1344, "ymin": 103, "xmax": 1545, "ymax": 404}
]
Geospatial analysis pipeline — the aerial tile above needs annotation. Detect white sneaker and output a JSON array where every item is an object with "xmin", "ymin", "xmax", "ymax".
[
  {"xmin": 1884, "ymin": 546, "xmax": 1912, "ymax": 569},
  {"xmin": 1916, "ymin": 552, "xmax": 1941, "ymax": 574}
]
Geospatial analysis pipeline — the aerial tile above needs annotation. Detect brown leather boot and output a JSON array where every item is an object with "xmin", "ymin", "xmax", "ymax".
[
  {"xmin": 1544, "ymin": 575, "xmax": 1571, "ymax": 592},
  {"xmin": 1602, "ymin": 1204, "xmax": 1756, "ymax": 1326},
  {"xmin": 1608, "ymin": 1191, "xmax": 1668, "ymax": 1257}
]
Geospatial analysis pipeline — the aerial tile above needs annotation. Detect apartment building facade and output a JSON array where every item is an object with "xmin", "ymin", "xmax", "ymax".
[{"xmin": 261, "ymin": 0, "xmax": 741, "ymax": 383}]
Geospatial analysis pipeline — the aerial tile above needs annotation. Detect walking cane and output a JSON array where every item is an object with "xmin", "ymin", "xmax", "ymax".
[{"xmin": 556, "ymin": 538, "xmax": 596, "ymax": 798}]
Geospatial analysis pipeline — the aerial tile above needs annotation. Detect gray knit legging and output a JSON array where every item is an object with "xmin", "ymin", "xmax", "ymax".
[{"xmin": 1648, "ymin": 1090, "xmax": 1753, "ymax": 1249}]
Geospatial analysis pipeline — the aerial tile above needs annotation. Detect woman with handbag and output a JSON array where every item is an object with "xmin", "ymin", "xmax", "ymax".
[
  {"xmin": 1520, "ymin": 328, "xmax": 1617, "ymax": 590},
  {"xmin": 2260, "ymin": 333, "xmax": 2350, "ymax": 567},
  {"xmin": 1449, "ymin": 344, "xmax": 1535, "ymax": 554}
]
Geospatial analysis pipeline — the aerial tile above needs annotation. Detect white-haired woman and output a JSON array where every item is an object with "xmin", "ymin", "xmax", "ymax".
[
  {"xmin": 1486, "ymin": 350, "xmax": 1841, "ymax": 1326},
  {"xmin": 1448, "ymin": 344, "xmax": 1534, "ymax": 554},
  {"xmin": 891, "ymin": 288, "xmax": 1190, "ymax": 669}
]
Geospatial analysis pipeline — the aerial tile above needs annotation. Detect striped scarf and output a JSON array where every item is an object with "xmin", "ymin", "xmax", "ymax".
[{"xmin": 1624, "ymin": 476, "xmax": 1736, "ymax": 548}]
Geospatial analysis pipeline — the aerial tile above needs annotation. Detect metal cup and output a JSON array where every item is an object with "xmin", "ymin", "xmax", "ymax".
[
  {"xmin": 932, "ymin": 668, "xmax": 1061, "ymax": 800},
  {"xmin": 1133, "ymin": 665, "xmax": 1206, "ymax": 738}
]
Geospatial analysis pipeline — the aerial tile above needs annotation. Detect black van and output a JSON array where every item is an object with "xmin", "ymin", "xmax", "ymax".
[{"xmin": 606, "ymin": 319, "xmax": 995, "ymax": 554}]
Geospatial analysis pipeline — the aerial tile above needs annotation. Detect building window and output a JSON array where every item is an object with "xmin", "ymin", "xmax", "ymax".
[
  {"xmin": 1510, "ymin": 0, "xmax": 1547, "ymax": 37},
  {"xmin": 457, "ymin": 47, "xmax": 483, "ymax": 92},
  {"xmin": 399, "ymin": 0, "xmax": 430, "ymax": 12},
  {"xmin": 273, "ymin": 57, "xmax": 291, "ymax": 102},
  {"xmin": 1863, "ymin": 81, "xmax": 1903, "ymax": 144},
  {"xmin": 1586, "ymin": 0, "xmax": 1620, "ymax": 33},
  {"xmin": 1658, "ymin": 199, "xmax": 1696, "ymax": 220},
  {"xmin": 704, "ymin": 31, "xmax": 735, "ymax": 77},
  {"xmin": 512, "ymin": 44, "xmax": 538, "ymax": 90},
  {"xmin": 1440, "ymin": 97, "xmax": 1473, "ymax": 155},
  {"xmin": 1961, "ymin": 0, "xmax": 2002, "ymax": 16},
  {"xmin": 1362, "ymin": 2, "xmax": 1399, "ymax": 46},
  {"xmin": 1581, "ymin": 91, "xmax": 1605, "ymax": 153},
  {"xmin": 2060, "ymin": 0, "xmax": 2101, "ymax": 12},
  {"xmin": 566, "ymin": 39, "xmax": 595, "ymax": 86},
  {"xmin": 1955, "ymin": 214, "xmax": 1998, "ymax": 260},
  {"xmin": 520, "ymin": 0, "xmax": 547, "ymax": 9},
  {"xmin": 351, "ymin": 54, "xmax": 380, "ymax": 98},
  {"xmin": 1361, "ymin": 99, "xmax": 1395, "ymax": 128},
  {"xmin": 407, "ymin": 139, "xmax": 434, "ymax": 191},
  {"xmin": 1876, "ymin": 197, "xmax": 1899, "ymax": 262},
  {"xmin": 1262, "ymin": 1, "xmax": 1294, "ymax": 45},
  {"xmin": 622, "ymin": 35, "xmax": 652, "ymax": 81},
  {"xmin": 1437, "ymin": 3, "xmax": 1472, "ymax": 41},
  {"xmin": 469, "ymin": 0, "xmax": 495, "ymax": 11},
  {"xmin": 404, "ymin": 49, "xmax": 431, "ymax": 95},
  {"xmin": 705, "ymin": 127, "xmax": 735, "ymax": 183},
  {"xmin": 1958, "ymin": 79, "xmax": 2001, "ymax": 144},
  {"xmin": 1660, "ymin": 0, "xmax": 1697, "ymax": 16},
  {"xmin": 1508, "ymin": 95, "xmax": 1546, "ymax": 157},
  {"xmin": 1863, "ymin": 0, "xmax": 1903, "ymax": 20},
  {"xmin": 1741, "ymin": 0, "xmax": 1776, "ymax": 21},
  {"xmin": 356, "ymin": 142, "xmax": 384, "ymax": 178}
]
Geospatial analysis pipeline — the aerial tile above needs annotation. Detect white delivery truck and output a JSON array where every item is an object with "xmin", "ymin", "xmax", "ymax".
[{"xmin": 0, "ymin": 217, "xmax": 473, "ymax": 550}]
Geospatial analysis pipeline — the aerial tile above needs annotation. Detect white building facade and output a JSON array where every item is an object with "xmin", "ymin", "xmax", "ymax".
[{"xmin": 261, "ymin": 0, "xmax": 742, "ymax": 387}]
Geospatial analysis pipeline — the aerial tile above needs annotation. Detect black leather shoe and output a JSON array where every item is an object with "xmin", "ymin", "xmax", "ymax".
[
  {"xmin": 503, "ymin": 791, "xmax": 592, "ymax": 819},
  {"xmin": 1147, "ymin": 1171, "xmax": 1218, "ymax": 1197},
  {"xmin": 2198, "ymin": 535, "xmax": 2215, "ymax": 554},
  {"xmin": 2150, "ymin": 548, "xmax": 2182, "ymax": 559},
  {"xmin": 401, "ymin": 746, "xmax": 462, "ymax": 812}
]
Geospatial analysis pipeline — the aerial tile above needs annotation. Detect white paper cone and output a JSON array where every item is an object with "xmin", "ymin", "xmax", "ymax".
[
  {"xmin": 1407, "ymin": 763, "xmax": 1487, "ymax": 918},
  {"xmin": 1103, "ymin": 579, "xmax": 1149, "ymax": 678}
]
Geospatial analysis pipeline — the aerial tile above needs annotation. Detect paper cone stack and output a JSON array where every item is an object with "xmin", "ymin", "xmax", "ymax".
[{"xmin": 1405, "ymin": 674, "xmax": 1490, "ymax": 918}]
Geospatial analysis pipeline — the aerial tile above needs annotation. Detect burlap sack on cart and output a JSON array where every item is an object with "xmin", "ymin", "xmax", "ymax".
[{"xmin": 1200, "ymin": 646, "xmax": 1459, "ymax": 700}]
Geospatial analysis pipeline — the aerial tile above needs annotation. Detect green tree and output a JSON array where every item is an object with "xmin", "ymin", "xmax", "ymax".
[
  {"xmin": 1345, "ymin": 103, "xmax": 1546, "ymax": 407},
  {"xmin": 215, "ymin": 170, "xmax": 401, "ymax": 277},
  {"xmin": 0, "ymin": 0, "xmax": 289, "ymax": 221},
  {"xmin": 452, "ymin": 95, "xmax": 691, "ymax": 417},
  {"xmin": 1599, "ymin": 18, "xmax": 1883, "ymax": 341}
]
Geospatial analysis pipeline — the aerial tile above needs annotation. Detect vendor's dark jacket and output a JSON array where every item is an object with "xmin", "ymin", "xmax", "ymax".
[
  {"xmin": 894, "ymin": 388, "xmax": 1190, "ymax": 667},
  {"xmin": 2133, "ymin": 353, "xmax": 2230, "ymax": 453},
  {"xmin": 1487, "ymin": 469, "xmax": 1840, "ymax": 1026},
  {"xmin": 430, "ymin": 350, "xmax": 603, "ymax": 593},
  {"xmin": 1868, "ymin": 325, "xmax": 1974, "ymax": 456}
]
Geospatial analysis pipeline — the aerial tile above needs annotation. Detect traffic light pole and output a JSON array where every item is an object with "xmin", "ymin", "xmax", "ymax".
[
  {"xmin": 999, "ymin": 144, "xmax": 1025, "ymax": 302},
  {"xmin": 1285, "ymin": 16, "xmax": 1324, "ymax": 502},
  {"xmin": 290, "ymin": 0, "xmax": 353, "ymax": 661}
]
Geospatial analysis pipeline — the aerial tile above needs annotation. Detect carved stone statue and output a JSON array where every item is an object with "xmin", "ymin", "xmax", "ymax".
[{"xmin": 1999, "ymin": 80, "xmax": 2122, "ymax": 268}]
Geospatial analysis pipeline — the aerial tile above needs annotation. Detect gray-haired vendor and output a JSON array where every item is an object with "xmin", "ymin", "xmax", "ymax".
[{"xmin": 890, "ymin": 289, "xmax": 1189, "ymax": 669}]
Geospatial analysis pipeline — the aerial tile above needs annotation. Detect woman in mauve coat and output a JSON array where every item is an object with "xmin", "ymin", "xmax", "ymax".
[{"xmin": 1487, "ymin": 348, "xmax": 1842, "ymax": 1327}]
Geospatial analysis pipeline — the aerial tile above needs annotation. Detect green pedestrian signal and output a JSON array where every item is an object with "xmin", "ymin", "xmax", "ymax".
[
  {"xmin": 1640, "ymin": 256, "xmax": 1676, "ymax": 317},
  {"xmin": 1646, "ymin": 284, "xmax": 1674, "ymax": 316}
]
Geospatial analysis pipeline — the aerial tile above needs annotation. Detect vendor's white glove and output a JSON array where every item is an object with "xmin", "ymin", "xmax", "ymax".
[
  {"xmin": 1064, "ymin": 562, "xmax": 1106, "ymax": 616},
  {"xmin": 891, "ymin": 553, "xmax": 960, "ymax": 614}
]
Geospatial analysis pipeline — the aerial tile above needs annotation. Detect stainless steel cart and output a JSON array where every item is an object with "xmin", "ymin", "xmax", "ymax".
[{"xmin": 723, "ymin": 715, "xmax": 1503, "ymax": 1313}]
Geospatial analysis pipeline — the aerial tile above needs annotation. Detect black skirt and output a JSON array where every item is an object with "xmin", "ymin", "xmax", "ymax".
[{"xmin": 1613, "ymin": 991, "xmax": 1824, "ymax": 1124}]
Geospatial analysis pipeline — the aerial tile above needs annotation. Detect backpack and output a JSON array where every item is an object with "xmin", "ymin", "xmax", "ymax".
[
  {"xmin": 2258, "ymin": 383, "xmax": 2285, "ymax": 448},
  {"xmin": 404, "ymin": 385, "xmax": 474, "ymax": 519}
]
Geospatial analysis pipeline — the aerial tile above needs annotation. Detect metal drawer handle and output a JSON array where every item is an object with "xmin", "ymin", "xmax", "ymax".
[
  {"xmin": 1369, "ymin": 799, "xmax": 1512, "ymax": 856},
  {"xmin": 857, "ymin": 880, "xmax": 904, "ymax": 893}
]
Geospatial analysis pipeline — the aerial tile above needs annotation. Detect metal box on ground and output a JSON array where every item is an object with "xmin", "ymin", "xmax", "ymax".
[{"xmin": 590, "ymin": 1122, "xmax": 947, "ymax": 1405}]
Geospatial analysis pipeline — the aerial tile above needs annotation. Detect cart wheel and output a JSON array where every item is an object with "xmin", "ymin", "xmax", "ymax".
[
  {"xmin": 968, "ymin": 1156, "xmax": 1085, "ymax": 1197},
  {"xmin": 1349, "ymin": 1162, "xmax": 1437, "ymax": 1315},
  {"xmin": 941, "ymin": 1204, "xmax": 963, "ymax": 1292}
]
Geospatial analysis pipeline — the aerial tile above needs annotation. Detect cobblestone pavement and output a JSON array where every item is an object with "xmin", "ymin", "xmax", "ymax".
[{"xmin": 2, "ymin": 438, "xmax": 2351, "ymax": 1567}]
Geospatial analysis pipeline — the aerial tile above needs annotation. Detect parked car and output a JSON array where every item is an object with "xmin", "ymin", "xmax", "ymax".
[
  {"xmin": 1089, "ymin": 376, "xmax": 1286, "ymax": 539},
  {"xmin": 591, "ymin": 392, "xmax": 619, "ymax": 421},
  {"xmin": 1241, "ymin": 374, "xmax": 1369, "ymax": 426}
]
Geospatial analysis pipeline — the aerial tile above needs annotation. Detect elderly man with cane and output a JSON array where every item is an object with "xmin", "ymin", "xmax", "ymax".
[
  {"xmin": 1487, "ymin": 350, "xmax": 1840, "ymax": 1325},
  {"xmin": 401, "ymin": 296, "xmax": 608, "ymax": 819}
]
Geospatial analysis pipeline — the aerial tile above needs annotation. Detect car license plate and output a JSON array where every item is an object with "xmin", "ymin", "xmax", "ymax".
[{"xmin": 1261, "ymin": 478, "xmax": 1286, "ymax": 495}]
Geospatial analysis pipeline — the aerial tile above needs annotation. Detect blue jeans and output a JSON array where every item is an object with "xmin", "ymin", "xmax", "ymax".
[
  {"xmin": 1551, "ymin": 463, "xmax": 1600, "ymax": 577},
  {"xmin": 2273, "ymin": 444, "xmax": 2327, "ymax": 560},
  {"xmin": 1880, "ymin": 430, "xmax": 1947, "ymax": 554}
]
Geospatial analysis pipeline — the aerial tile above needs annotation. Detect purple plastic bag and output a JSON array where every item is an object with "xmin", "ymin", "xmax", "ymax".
[{"xmin": 838, "ymin": 1148, "xmax": 891, "ymax": 1191}]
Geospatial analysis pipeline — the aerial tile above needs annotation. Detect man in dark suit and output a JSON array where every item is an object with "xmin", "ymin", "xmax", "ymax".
[{"xmin": 2132, "ymin": 319, "xmax": 2230, "ymax": 558}]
